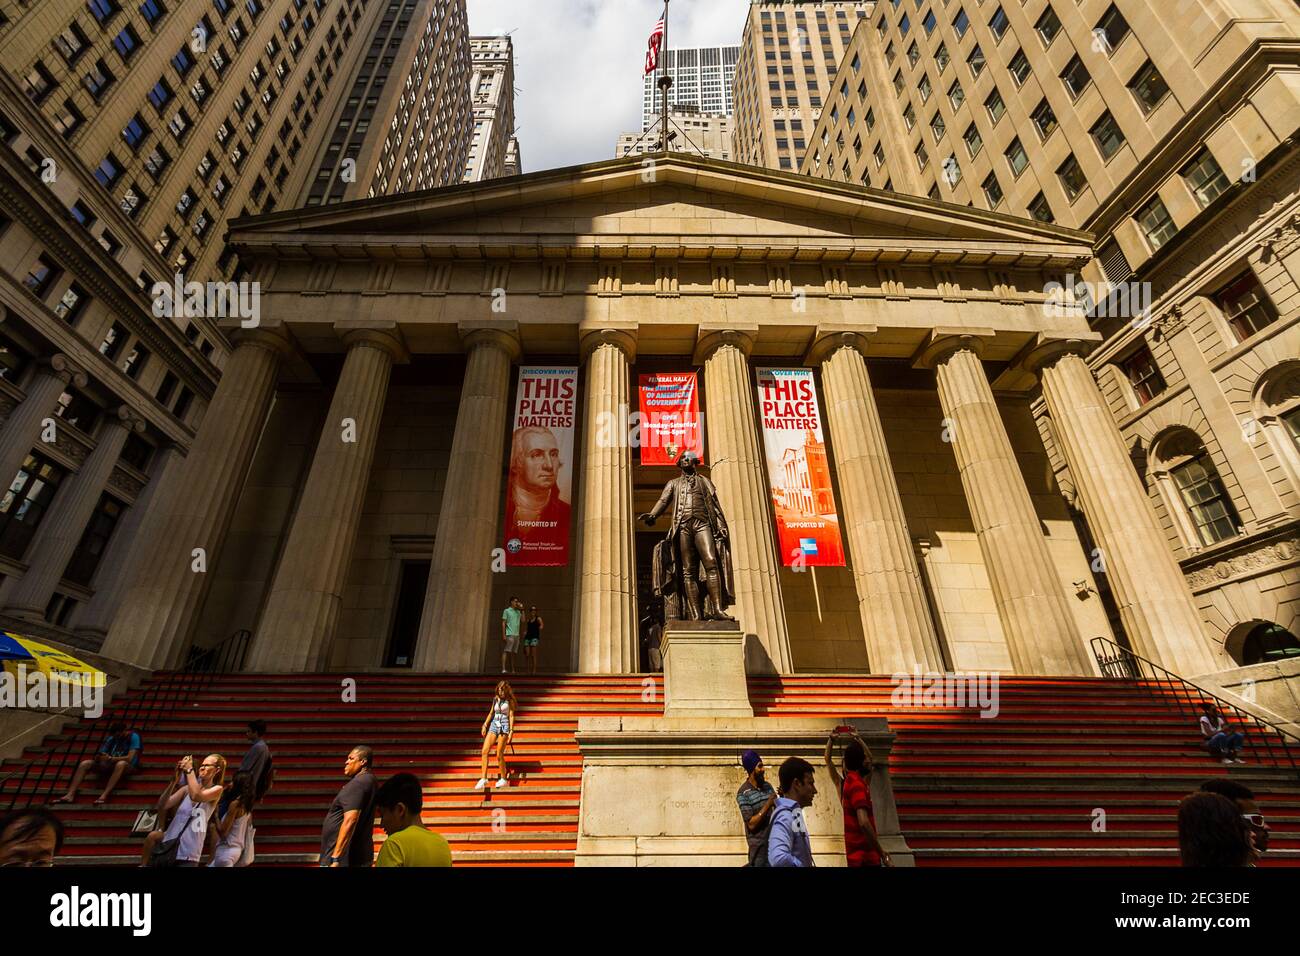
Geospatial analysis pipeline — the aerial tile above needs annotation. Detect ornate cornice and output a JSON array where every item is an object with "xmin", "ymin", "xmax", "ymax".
[{"xmin": 1182, "ymin": 521, "xmax": 1300, "ymax": 592}]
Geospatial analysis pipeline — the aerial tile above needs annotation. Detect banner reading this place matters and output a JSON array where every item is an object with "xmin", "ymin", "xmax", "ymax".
[
  {"xmin": 505, "ymin": 366, "xmax": 577, "ymax": 567},
  {"xmin": 636, "ymin": 372, "xmax": 703, "ymax": 466},
  {"xmin": 755, "ymin": 368, "xmax": 845, "ymax": 568}
]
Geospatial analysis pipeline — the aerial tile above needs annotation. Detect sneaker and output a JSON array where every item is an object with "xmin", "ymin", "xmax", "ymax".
[
  {"xmin": 1221, "ymin": 758, "xmax": 1234, "ymax": 765},
  {"xmin": 1233, "ymin": 757, "xmax": 1245, "ymax": 764},
  {"xmin": 474, "ymin": 777, "xmax": 488, "ymax": 790},
  {"xmin": 495, "ymin": 776, "xmax": 508, "ymax": 789}
]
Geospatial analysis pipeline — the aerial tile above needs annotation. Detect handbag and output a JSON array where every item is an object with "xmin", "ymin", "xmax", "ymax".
[
  {"xmin": 130, "ymin": 809, "xmax": 158, "ymax": 836},
  {"xmin": 147, "ymin": 806, "xmax": 199, "ymax": 868}
]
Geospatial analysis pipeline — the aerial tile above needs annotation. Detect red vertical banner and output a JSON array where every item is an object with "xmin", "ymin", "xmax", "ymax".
[
  {"xmin": 636, "ymin": 372, "xmax": 703, "ymax": 465},
  {"xmin": 504, "ymin": 366, "xmax": 577, "ymax": 567},
  {"xmin": 755, "ymin": 368, "xmax": 845, "ymax": 567}
]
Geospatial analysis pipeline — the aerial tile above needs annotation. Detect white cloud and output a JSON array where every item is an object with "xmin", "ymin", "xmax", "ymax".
[{"xmin": 466, "ymin": 0, "xmax": 751, "ymax": 173}]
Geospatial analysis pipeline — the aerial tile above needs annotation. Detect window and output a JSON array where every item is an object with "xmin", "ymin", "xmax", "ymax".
[
  {"xmin": 99, "ymin": 322, "xmax": 127, "ymax": 360},
  {"xmin": 1182, "ymin": 148, "xmax": 1231, "ymax": 208},
  {"xmin": 953, "ymin": 8, "xmax": 970, "ymax": 38},
  {"xmin": 1008, "ymin": 49, "xmax": 1030, "ymax": 86},
  {"xmin": 1121, "ymin": 348, "xmax": 1167, "ymax": 405},
  {"xmin": 907, "ymin": 42, "xmax": 921, "ymax": 67},
  {"xmin": 1169, "ymin": 446, "xmax": 1239, "ymax": 547},
  {"xmin": 988, "ymin": 7, "xmax": 1009, "ymax": 42},
  {"xmin": 935, "ymin": 43, "xmax": 950, "ymax": 73},
  {"xmin": 982, "ymin": 172, "xmax": 1003, "ymax": 208},
  {"xmin": 874, "ymin": 142, "xmax": 886, "ymax": 168},
  {"xmin": 967, "ymin": 45, "xmax": 985, "ymax": 77},
  {"xmin": 942, "ymin": 154, "xmax": 961, "ymax": 186},
  {"xmin": 172, "ymin": 45, "xmax": 194, "ymax": 77},
  {"xmin": 82, "ymin": 59, "xmax": 115, "ymax": 99},
  {"xmin": 1137, "ymin": 195, "xmax": 1177, "ymax": 250},
  {"xmin": 1129, "ymin": 60, "xmax": 1170, "ymax": 114},
  {"xmin": 893, "ymin": 70, "xmax": 904, "ymax": 94},
  {"xmin": 1054, "ymin": 60, "xmax": 1089, "ymax": 103},
  {"xmin": 155, "ymin": 370, "xmax": 179, "ymax": 405},
  {"xmin": 1005, "ymin": 137, "xmax": 1028, "ymax": 177},
  {"xmin": 915, "ymin": 141, "xmax": 930, "ymax": 170},
  {"xmin": 1057, "ymin": 154, "xmax": 1087, "ymax": 201},
  {"xmin": 23, "ymin": 256, "xmax": 60, "ymax": 298},
  {"xmin": 144, "ymin": 144, "xmax": 170, "ymax": 180},
  {"xmin": 1091, "ymin": 111, "xmax": 1126, "ymax": 160},
  {"xmin": 119, "ymin": 183, "xmax": 146, "ymax": 218},
  {"xmin": 55, "ymin": 23, "xmax": 90, "ymax": 63},
  {"xmin": 121, "ymin": 343, "xmax": 150, "ymax": 379},
  {"xmin": 54, "ymin": 283, "xmax": 90, "ymax": 323},
  {"xmin": 1240, "ymin": 624, "xmax": 1300, "ymax": 666},
  {"xmin": 112, "ymin": 24, "xmax": 140, "ymax": 60},
  {"xmin": 930, "ymin": 112, "xmax": 946, "ymax": 142},
  {"xmin": 903, "ymin": 103, "xmax": 916, "ymax": 130},
  {"xmin": 985, "ymin": 88, "xmax": 1005, "ymax": 123},
  {"xmin": 1028, "ymin": 191, "xmax": 1054, "ymax": 223},
  {"xmin": 948, "ymin": 80, "xmax": 965, "ymax": 109},
  {"xmin": 1095, "ymin": 4, "xmax": 1130, "ymax": 54},
  {"xmin": 1035, "ymin": 7, "xmax": 1062, "ymax": 46},
  {"xmin": 963, "ymin": 123, "xmax": 983, "ymax": 158},
  {"xmin": 53, "ymin": 99, "xmax": 85, "ymax": 138},
  {"xmin": 22, "ymin": 62, "xmax": 55, "ymax": 103},
  {"xmin": 64, "ymin": 494, "xmax": 124, "ymax": 587},
  {"xmin": 0, "ymin": 455, "xmax": 65, "ymax": 561},
  {"xmin": 88, "ymin": 0, "xmax": 121, "ymax": 26},
  {"xmin": 140, "ymin": 0, "xmax": 166, "ymax": 27},
  {"xmin": 94, "ymin": 153, "xmax": 122, "ymax": 189},
  {"xmin": 147, "ymin": 78, "xmax": 173, "ymax": 109},
  {"xmin": 55, "ymin": 389, "xmax": 99, "ymax": 433},
  {"xmin": 0, "ymin": 330, "xmax": 33, "ymax": 383},
  {"xmin": 168, "ymin": 108, "xmax": 191, "ymax": 141},
  {"xmin": 1031, "ymin": 99, "xmax": 1058, "ymax": 139},
  {"xmin": 1215, "ymin": 272, "xmax": 1278, "ymax": 342},
  {"xmin": 122, "ymin": 113, "xmax": 149, "ymax": 150},
  {"xmin": 918, "ymin": 74, "xmax": 932, "ymax": 103}
]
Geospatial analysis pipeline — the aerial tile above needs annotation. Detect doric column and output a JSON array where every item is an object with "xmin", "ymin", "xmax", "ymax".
[
  {"xmin": 414, "ymin": 324, "xmax": 520, "ymax": 672},
  {"xmin": 247, "ymin": 326, "xmax": 406, "ymax": 672},
  {"xmin": 100, "ymin": 329, "xmax": 292, "ymax": 670},
  {"xmin": 572, "ymin": 326, "xmax": 637, "ymax": 673},
  {"xmin": 3, "ymin": 406, "xmax": 144, "ymax": 619},
  {"xmin": 1026, "ymin": 338, "xmax": 1221, "ymax": 675},
  {"xmin": 694, "ymin": 326, "xmax": 793, "ymax": 674},
  {"xmin": 72, "ymin": 443, "xmax": 184, "ymax": 646},
  {"xmin": 0, "ymin": 354, "xmax": 87, "ymax": 488},
  {"xmin": 809, "ymin": 330, "xmax": 945, "ymax": 673},
  {"xmin": 918, "ymin": 333, "xmax": 1088, "ymax": 676}
]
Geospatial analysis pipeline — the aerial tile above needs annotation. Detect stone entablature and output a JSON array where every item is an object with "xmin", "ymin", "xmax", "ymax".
[{"xmin": 1183, "ymin": 521, "xmax": 1300, "ymax": 594}]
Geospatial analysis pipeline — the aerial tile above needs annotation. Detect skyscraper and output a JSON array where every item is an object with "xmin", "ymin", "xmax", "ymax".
[
  {"xmin": 642, "ymin": 45, "xmax": 740, "ymax": 131},
  {"xmin": 463, "ymin": 34, "xmax": 517, "ymax": 183},
  {"xmin": 616, "ymin": 108, "xmax": 734, "ymax": 161},
  {"xmin": 731, "ymin": 1, "xmax": 872, "ymax": 171}
]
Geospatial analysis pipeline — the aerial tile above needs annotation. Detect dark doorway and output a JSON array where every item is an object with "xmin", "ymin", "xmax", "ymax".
[
  {"xmin": 635, "ymin": 531, "xmax": 661, "ymax": 672},
  {"xmin": 385, "ymin": 559, "xmax": 430, "ymax": 667}
]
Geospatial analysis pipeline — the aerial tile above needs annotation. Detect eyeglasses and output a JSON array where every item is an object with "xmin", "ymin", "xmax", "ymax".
[
  {"xmin": 199, "ymin": 762, "xmax": 219, "ymax": 770},
  {"xmin": 1242, "ymin": 813, "xmax": 1267, "ymax": 827}
]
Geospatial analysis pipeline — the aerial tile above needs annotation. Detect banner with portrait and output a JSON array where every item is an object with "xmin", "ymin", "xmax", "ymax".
[
  {"xmin": 505, "ymin": 366, "xmax": 577, "ymax": 567},
  {"xmin": 755, "ymin": 367, "xmax": 845, "ymax": 567},
  {"xmin": 636, "ymin": 372, "xmax": 703, "ymax": 465}
]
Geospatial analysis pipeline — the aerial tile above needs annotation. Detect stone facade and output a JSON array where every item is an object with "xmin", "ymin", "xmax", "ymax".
[{"xmin": 85, "ymin": 154, "xmax": 1238, "ymax": 678}]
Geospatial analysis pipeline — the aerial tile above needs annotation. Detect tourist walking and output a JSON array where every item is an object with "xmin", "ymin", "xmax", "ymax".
[
  {"xmin": 500, "ymin": 596, "xmax": 524, "ymax": 673},
  {"xmin": 319, "ymin": 745, "xmax": 378, "ymax": 868},
  {"xmin": 476, "ymin": 680, "xmax": 517, "ymax": 791},
  {"xmin": 736, "ymin": 749, "xmax": 777, "ymax": 866},
  {"xmin": 209, "ymin": 770, "xmax": 256, "ymax": 867},
  {"xmin": 767, "ymin": 757, "xmax": 817, "ymax": 867},
  {"xmin": 523, "ymin": 606, "xmax": 543, "ymax": 674}
]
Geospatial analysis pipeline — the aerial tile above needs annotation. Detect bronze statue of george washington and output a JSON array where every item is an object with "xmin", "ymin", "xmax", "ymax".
[{"xmin": 638, "ymin": 451, "xmax": 736, "ymax": 622}]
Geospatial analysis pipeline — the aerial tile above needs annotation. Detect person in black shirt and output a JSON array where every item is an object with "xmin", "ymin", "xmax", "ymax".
[{"xmin": 319, "ymin": 745, "xmax": 377, "ymax": 868}]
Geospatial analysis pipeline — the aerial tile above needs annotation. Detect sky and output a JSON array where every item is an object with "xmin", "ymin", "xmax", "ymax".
[{"xmin": 466, "ymin": 0, "xmax": 752, "ymax": 173}]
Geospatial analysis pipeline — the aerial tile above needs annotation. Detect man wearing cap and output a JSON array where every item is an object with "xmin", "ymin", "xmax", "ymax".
[{"xmin": 735, "ymin": 749, "xmax": 777, "ymax": 867}]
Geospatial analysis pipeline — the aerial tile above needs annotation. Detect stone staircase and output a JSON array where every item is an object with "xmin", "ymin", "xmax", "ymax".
[{"xmin": 3, "ymin": 672, "xmax": 1297, "ymax": 866}]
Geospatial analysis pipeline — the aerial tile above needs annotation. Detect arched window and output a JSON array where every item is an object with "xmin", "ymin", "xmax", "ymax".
[
  {"xmin": 1255, "ymin": 363, "xmax": 1300, "ymax": 497},
  {"xmin": 1151, "ymin": 429, "xmax": 1241, "ymax": 549},
  {"xmin": 1240, "ymin": 623, "xmax": 1300, "ymax": 666}
]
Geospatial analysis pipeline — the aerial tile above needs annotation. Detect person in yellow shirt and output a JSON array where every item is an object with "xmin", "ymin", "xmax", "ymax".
[{"xmin": 373, "ymin": 772, "xmax": 452, "ymax": 867}]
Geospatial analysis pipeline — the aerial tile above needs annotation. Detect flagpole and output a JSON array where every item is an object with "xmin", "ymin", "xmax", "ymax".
[{"xmin": 658, "ymin": 0, "xmax": 671, "ymax": 153}]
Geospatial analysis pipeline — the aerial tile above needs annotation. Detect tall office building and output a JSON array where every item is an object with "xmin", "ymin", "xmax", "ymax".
[
  {"xmin": 303, "ymin": 0, "xmax": 473, "ymax": 204},
  {"xmin": 502, "ymin": 133, "xmax": 520, "ymax": 177},
  {"xmin": 642, "ymin": 45, "xmax": 740, "ymax": 131},
  {"xmin": 731, "ymin": 1, "xmax": 872, "ymax": 171},
  {"xmin": 801, "ymin": 0, "xmax": 1300, "ymax": 670},
  {"xmin": 0, "ymin": 0, "xmax": 471, "ymax": 643},
  {"xmin": 616, "ymin": 108, "xmax": 734, "ymax": 161},
  {"xmin": 462, "ymin": 34, "xmax": 515, "ymax": 183}
]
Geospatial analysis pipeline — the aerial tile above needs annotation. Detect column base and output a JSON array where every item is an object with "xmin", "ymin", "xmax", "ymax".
[
  {"xmin": 662, "ymin": 621, "xmax": 752, "ymax": 718},
  {"xmin": 573, "ymin": 716, "xmax": 914, "ymax": 867}
]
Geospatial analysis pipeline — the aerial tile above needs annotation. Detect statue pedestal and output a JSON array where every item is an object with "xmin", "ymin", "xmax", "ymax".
[
  {"xmin": 661, "ymin": 620, "xmax": 752, "ymax": 718},
  {"xmin": 573, "ymin": 717, "xmax": 914, "ymax": 866}
]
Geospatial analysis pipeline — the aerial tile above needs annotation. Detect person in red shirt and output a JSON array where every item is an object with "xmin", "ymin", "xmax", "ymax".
[{"xmin": 824, "ymin": 729, "xmax": 891, "ymax": 867}]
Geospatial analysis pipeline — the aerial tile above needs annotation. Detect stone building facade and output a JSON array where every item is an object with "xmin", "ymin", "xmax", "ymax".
[{"xmin": 88, "ymin": 153, "xmax": 1238, "ymax": 684}]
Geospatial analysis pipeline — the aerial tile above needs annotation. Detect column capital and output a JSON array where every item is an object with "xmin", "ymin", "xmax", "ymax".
[
  {"xmin": 693, "ymin": 323, "xmax": 758, "ymax": 365},
  {"xmin": 337, "ymin": 322, "xmax": 410, "ymax": 363},
  {"xmin": 912, "ymin": 328, "xmax": 995, "ymax": 370},
  {"xmin": 228, "ymin": 325, "xmax": 299, "ymax": 360},
  {"xmin": 458, "ymin": 321, "xmax": 521, "ymax": 362},
  {"xmin": 106, "ymin": 405, "xmax": 148, "ymax": 435},
  {"xmin": 804, "ymin": 325, "xmax": 878, "ymax": 366},
  {"xmin": 1018, "ymin": 331, "xmax": 1102, "ymax": 377},
  {"xmin": 42, "ymin": 353, "xmax": 88, "ymax": 389},
  {"xmin": 579, "ymin": 323, "xmax": 637, "ymax": 363}
]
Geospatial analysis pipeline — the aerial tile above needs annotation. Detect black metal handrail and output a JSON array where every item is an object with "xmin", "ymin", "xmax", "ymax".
[
  {"xmin": 1090, "ymin": 636, "xmax": 1299, "ymax": 773},
  {"xmin": 0, "ymin": 629, "xmax": 252, "ymax": 811}
]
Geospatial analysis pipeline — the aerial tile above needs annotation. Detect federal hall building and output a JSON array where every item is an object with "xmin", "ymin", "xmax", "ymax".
[{"xmin": 39, "ymin": 146, "xmax": 1283, "ymax": 701}]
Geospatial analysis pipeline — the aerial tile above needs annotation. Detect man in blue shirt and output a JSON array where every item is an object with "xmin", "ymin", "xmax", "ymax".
[
  {"xmin": 768, "ymin": 756, "xmax": 818, "ymax": 867},
  {"xmin": 55, "ymin": 722, "xmax": 140, "ymax": 806}
]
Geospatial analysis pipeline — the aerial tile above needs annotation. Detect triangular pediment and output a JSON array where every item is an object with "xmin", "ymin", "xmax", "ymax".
[{"xmin": 231, "ymin": 154, "xmax": 1093, "ymax": 268}]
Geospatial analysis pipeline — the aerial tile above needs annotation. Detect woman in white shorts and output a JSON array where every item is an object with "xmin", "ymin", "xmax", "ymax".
[{"xmin": 476, "ymin": 680, "xmax": 517, "ymax": 791}]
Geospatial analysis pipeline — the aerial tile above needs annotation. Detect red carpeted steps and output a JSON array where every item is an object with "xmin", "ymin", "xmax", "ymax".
[{"xmin": 4, "ymin": 672, "xmax": 1297, "ymax": 866}]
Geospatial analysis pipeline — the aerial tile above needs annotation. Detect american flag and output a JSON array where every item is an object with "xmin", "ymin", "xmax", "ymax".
[{"xmin": 644, "ymin": 14, "xmax": 666, "ymax": 76}]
